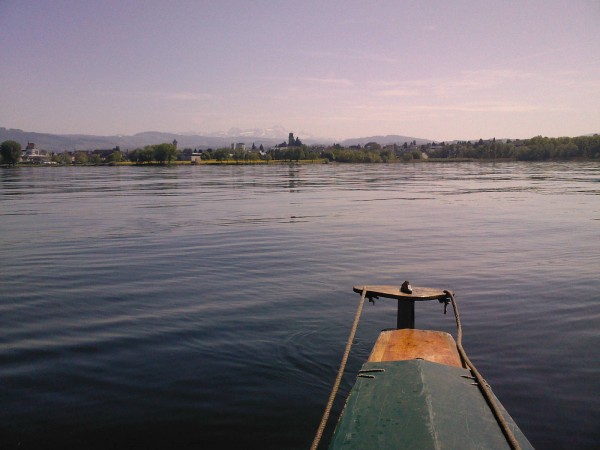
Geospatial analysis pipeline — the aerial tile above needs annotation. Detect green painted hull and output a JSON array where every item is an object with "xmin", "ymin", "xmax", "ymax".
[{"xmin": 329, "ymin": 359, "xmax": 533, "ymax": 449}]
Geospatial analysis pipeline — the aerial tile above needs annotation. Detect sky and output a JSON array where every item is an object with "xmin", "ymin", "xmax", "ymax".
[{"xmin": 1, "ymin": 0, "xmax": 599, "ymax": 142}]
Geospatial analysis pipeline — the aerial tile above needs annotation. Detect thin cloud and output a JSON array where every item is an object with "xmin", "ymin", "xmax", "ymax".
[
  {"xmin": 374, "ymin": 69, "xmax": 536, "ymax": 98},
  {"xmin": 300, "ymin": 76, "xmax": 354, "ymax": 87},
  {"xmin": 97, "ymin": 90, "xmax": 212, "ymax": 101},
  {"xmin": 260, "ymin": 74, "xmax": 355, "ymax": 88},
  {"xmin": 414, "ymin": 102, "xmax": 541, "ymax": 113},
  {"xmin": 461, "ymin": 69, "xmax": 535, "ymax": 84},
  {"xmin": 303, "ymin": 49, "xmax": 398, "ymax": 64},
  {"xmin": 378, "ymin": 89, "xmax": 420, "ymax": 97},
  {"xmin": 163, "ymin": 92, "xmax": 212, "ymax": 101},
  {"xmin": 364, "ymin": 54, "xmax": 399, "ymax": 64}
]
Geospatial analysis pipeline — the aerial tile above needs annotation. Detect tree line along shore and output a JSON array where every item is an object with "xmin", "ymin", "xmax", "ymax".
[{"xmin": 1, "ymin": 134, "xmax": 599, "ymax": 166}]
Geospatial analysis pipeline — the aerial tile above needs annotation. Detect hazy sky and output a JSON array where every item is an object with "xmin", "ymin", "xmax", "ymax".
[{"xmin": 1, "ymin": 0, "xmax": 599, "ymax": 141}]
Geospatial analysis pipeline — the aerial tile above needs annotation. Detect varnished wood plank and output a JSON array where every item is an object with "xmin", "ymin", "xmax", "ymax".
[
  {"xmin": 353, "ymin": 285, "xmax": 447, "ymax": 301},
  {"xmin": 368, "ymin": 329, "xmax": 464, "ymax": 368}
]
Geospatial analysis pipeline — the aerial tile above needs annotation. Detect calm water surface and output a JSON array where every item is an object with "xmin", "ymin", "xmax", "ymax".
[{"xmin": 1, "ymin": 162, "xmax": 599, "ymax": 449}]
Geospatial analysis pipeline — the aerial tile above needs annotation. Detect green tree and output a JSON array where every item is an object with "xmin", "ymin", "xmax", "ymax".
[
  {"xmin": 153, "ymin": 143, "xmax": 177, "ymax": 164},
  {"xmin": 59, "ymin": 152, "xmax": 72, "ymax": 165},
  {"xmin": 140, "ymin": 146, "xmax": 154, "ymax": 163},
  {"xmin": 232, "ymin": 147, "xmax": 246, "ymax": 163},
  {"xmin": 213, "ymin": 148, "xmax": 230, "ymax": 161},
  {"xmin": 74, "ymin": 152, "xmax": 88, "ymax": 164},
  {"xmin": 364, "ymin": 142, "xmax": 381, "ymax": 151},
  {"xmin": 380, "ymin": 149, "xmax": 395, "ymax": 163},
  {"xmin": 1, "ymin": 140, "xmax": 22, "ymax": 165},
  {"xmin": 128, "ymin": 148, "xmax": 139, "ymax": 163},
  {"xmin": 108, "ymin": 150, "xmax": 122, "ymax": 164},
  {"xmin": 129, "ymin": 147, "xmax": 153, "ymax": 163}
]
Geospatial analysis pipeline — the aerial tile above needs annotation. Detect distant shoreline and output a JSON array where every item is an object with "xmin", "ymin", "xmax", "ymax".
[
  {"xmin": 3, "ymin": 157, "xmax": 596, "ymax": 168},
  {"xmin": 2, "ymin": 134, "xmax": 598, "ymax": 166}
]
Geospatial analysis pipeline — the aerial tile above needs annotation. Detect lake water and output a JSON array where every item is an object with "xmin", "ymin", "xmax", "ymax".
[{"xmin": 1, "ymin": 162, "xmax": 599, "ymax": 449}]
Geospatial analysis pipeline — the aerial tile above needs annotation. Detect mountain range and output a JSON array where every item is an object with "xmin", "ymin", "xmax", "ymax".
[{"xmin": 0, "ymin": 127, "xmax": 432, "ymax": 152}]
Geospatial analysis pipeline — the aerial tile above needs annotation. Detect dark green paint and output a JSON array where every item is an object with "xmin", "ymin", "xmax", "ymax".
[{"xmin": 329, "ymin": 360, "xmax": 534, "ymax": 449}]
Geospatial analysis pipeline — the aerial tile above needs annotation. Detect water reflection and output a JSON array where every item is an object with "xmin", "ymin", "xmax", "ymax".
[{"xmin": 288, "ymin": 165, "xmax": 300, "ymax": 192}]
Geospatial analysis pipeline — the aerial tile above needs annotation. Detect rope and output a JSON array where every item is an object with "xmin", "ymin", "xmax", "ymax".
[
  {"xmin": 311, "ymin": 286, "xmax": 523, "ymax": 450},
  {"xmin": 444, "ymin": 290, "xmax": 522, "ymax": 450},
  {"xmin": 310, "ymin": 286, "xmax": 368, "ymax": 450}
]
